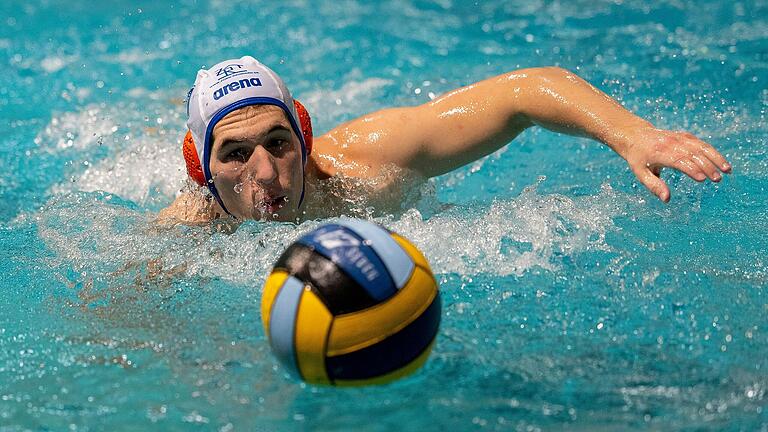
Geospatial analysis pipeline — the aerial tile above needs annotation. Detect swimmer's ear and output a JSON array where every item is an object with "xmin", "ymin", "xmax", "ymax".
[
  {"xmin": 294, "ymin": 99, "xmax": 313, "ymax": 155},
  {"xmin": 183, "ymin": 130, "xmax": 206, "ymax": 186}
]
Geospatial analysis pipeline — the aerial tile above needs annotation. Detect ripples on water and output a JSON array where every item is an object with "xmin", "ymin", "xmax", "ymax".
[{"xmin": 1, "ymin": 0, "xmax": 766, "ymax": 430}]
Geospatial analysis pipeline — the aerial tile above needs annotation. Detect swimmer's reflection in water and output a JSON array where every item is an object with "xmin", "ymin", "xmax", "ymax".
[{"xmin": 159, "ymin": 56, "xmax": 732, "ymax": 225}]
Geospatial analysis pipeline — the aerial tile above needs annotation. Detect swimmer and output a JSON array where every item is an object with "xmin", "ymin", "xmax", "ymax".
[{"xmin": 159, "ymin": 56, "xmax": 732, "ymax": 224}]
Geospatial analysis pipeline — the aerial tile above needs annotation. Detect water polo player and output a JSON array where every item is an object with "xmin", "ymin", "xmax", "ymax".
[{"xmin": 160, "ymin": 55, "xmax": 732, "ymax": 223}]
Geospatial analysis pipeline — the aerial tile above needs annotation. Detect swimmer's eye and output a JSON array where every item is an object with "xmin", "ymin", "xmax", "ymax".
[
  {"xmin": 225, "ymin": 147, "xmax": 251, "ymax": 162},
  {"xmin": 222, "ymin": 137, "xmax": 289, "ymax": 162},
  {"xmin": 265, "ymin": 138, "xmax": 289, "ymax": 154},
  {"xmin": 267, "ymin": 138, "xmax": 288, "ymax": 148}
]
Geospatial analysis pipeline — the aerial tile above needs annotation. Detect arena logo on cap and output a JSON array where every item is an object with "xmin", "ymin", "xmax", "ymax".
[
  {"xmin": 212, "ymin": 77, "xmax": 263, "ymax": 100},
  {"xmin": 216, "ymin": 63, "xmax": 243, "ymax": 78}
]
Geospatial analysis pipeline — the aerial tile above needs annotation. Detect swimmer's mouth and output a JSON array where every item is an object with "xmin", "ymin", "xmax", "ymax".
[{"xmin": 259, "ymin": 195, "xmax": 287, "ymax": 214}]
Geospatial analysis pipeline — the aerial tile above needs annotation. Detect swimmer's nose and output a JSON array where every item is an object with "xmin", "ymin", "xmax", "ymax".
[{"xmin": 247, "ymin": 146, "xmax": 277, "ymax": 185}]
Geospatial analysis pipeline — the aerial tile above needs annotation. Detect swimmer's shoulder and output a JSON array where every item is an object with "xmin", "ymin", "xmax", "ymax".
[
  {"xmin": 157, "ymin": 191, "xmax": 223, "ymax": 225},
  {"xmin": 310, "ymin": 111, "xmax": 412, "ymax": 180}
]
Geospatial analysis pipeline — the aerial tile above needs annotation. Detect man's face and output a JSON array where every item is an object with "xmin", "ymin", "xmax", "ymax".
[{"xmin": 209, "ymin": 105, "xmax": 304, "ymax": 221}]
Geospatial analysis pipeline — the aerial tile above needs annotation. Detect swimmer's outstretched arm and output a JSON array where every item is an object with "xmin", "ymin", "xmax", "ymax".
[{"xmin": 328, "ymin": 67, "xmax": 731, "ymax": 202}]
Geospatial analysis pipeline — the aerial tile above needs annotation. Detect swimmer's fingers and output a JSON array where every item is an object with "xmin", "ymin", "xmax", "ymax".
[
  {"xmin": 621, "ymin": 127, "xmax": 731, "ymax": 203},
  {"xmin": 680, "ymin": 132, "xmax": 732, "ymax": 174},
  {"xmin": 667, "ymin": 155, "xmax": 709, "ymax": 183},
  {"xmin": 653, "ymin": 131, "xmax": 729, "ymax": 183},
  {"xmin": 631, "ymin": 163, "xmax": 670, "ymax": 202},
  {"xmin": 691, "ymin": 153, "xmax": 722, "ymax": 182}
]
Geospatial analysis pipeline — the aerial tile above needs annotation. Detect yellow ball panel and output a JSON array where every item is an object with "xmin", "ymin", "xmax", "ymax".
[
  {"xmin": 294, "ymin": 288, "xmax": 334, "ymax": 385},
  {"xmin": 327, "ymin": 266, "xmax": 437, "ymax": 357},
  {"xmin": 390, "ymin": 233, "xmax": 434, "ymax": 274},
  {"xmin": 261, "ymin": 270, "xmax": 289, "ymax": 335}
]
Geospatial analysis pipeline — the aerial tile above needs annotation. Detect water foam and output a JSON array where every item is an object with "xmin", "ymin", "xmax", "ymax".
[
  {"xmin": 39, "ymin": 89, "xmax": 189, "ymax": 208},
  {"xmin": 34, "ymin": 179, "xmax": 626, "ymax": 305},
  {"xmin": 51, "ymin": 132, "xmax": 186, "ymax": 207},
  {"xmin": 389, "ymin": 182, "xmax": 623, "ymax": 276},
  {"xmin": 34, "ymin": 104, "xmax": 118, "ymax": 151}
]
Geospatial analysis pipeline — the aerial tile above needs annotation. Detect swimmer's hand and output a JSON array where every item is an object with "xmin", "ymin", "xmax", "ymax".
[{"xmin": 614, "ymin": 124, "xmax": 732, "ymax": 202}]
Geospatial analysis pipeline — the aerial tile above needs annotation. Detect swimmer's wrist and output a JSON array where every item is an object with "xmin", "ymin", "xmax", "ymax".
[{"xmin": 595, "ymin": 118, "xmax": 655, "ymax": 158}]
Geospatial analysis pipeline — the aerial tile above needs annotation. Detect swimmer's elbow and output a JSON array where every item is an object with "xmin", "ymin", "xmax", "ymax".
[
  {"xmin": 500, "ymin": 66, "xmax": 572, "ymax": 82},
  {"xmin": 496, "ymin": 66, "xmax": 578, "ymax": 111},
  {"xmin": 527, "ymin": 67, "xmax": 578, "ymax": 84}
]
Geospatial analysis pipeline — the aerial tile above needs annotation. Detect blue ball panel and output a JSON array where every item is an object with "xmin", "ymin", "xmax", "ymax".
[
  {"xmin": 298, "ymin": 224, "xmax": 397, "ymax": 302},
  {"xmin": 337, "ymin": 219, "xmax": 415, "ymax": 290},
  {"xmin": 268, "ymin": 275, "xmax": 304, "ymax": 377}
]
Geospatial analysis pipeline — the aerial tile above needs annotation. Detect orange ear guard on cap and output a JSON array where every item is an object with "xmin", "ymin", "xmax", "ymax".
[
  {"xmin": 294, "ymin": 99, "xmax": 313, "ymax": 157},
  {"xmin": 182, "ymin": 130, "xmax": 206, "ymax": 186},
  {"xmin": 182, "ymin": 100, "xmax": 314, "ymax": 187}
]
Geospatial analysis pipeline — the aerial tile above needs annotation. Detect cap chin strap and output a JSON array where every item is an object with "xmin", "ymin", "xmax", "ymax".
[{"xmin": 182, "ymin": 100, "xmax": 313, "ymax": 219}]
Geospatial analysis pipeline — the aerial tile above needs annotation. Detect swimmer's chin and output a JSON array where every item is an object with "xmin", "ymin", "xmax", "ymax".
[{"xmin": 242, "ymin": 197, "xmax": 300, "ymax": 222}]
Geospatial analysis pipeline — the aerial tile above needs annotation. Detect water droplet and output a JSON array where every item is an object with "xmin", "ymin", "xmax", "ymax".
[{"xmin": 233, "ymin": 183, "xmax": 244, "ymax": 194}]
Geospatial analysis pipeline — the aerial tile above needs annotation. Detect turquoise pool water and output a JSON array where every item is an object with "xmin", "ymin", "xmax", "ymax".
[{"xmin": 1, "ymin": 0, "xmax": 767, "ymax": 430}]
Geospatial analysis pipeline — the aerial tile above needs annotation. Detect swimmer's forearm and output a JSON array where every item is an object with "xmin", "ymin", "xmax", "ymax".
[
  {"xmin": 515, "ymin": 67, "xmax": 649, "ymax": 154},
  {"xmin": 407, "ymin": 67, "xmax": 646, "ymax": 175}
]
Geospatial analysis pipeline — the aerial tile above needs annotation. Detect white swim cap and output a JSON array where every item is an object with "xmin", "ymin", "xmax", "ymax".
[{"xmin": 185, "ymin": 56, "xmax": 309, "ymax": 215}]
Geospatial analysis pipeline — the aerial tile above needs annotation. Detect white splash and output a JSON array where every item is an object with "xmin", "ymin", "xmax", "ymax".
[
  {"xmin": 34, "ymin": 105, "xmax": 118, "ymax": 151},
  {"xmin": 40, "ymin": 90, "xmax": 189, "ymax": 207},
  {"xmin": 388, "ymin": 183, "xmax": 621, "ymax": 276},
  {"xmin": 50, "ymin": 133, "xmax": 186, "ymax": 206}
]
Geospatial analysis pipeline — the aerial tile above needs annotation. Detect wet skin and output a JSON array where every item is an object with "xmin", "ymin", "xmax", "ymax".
[
  {"xmin": 160, "ymin": 66, "xmax": 732, "ymax": 224},
  {"xmin": 208, "ymin": 105, "xmax": 305, "ymax": 221}
]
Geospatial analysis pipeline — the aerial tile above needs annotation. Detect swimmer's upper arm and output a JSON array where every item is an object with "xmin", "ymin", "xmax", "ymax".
[{"xmin": 321, "ymin": 69, "xmax": 544, "ymax": 178}]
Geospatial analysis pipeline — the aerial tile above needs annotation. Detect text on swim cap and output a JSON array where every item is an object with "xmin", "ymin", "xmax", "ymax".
[
  {"xmin": 216, "ymin": 64, "xmax": 243, "ymax": 77},
  {"xmin": 213, "ymin": 77, "xmax": 263, "ymax": 101}
]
